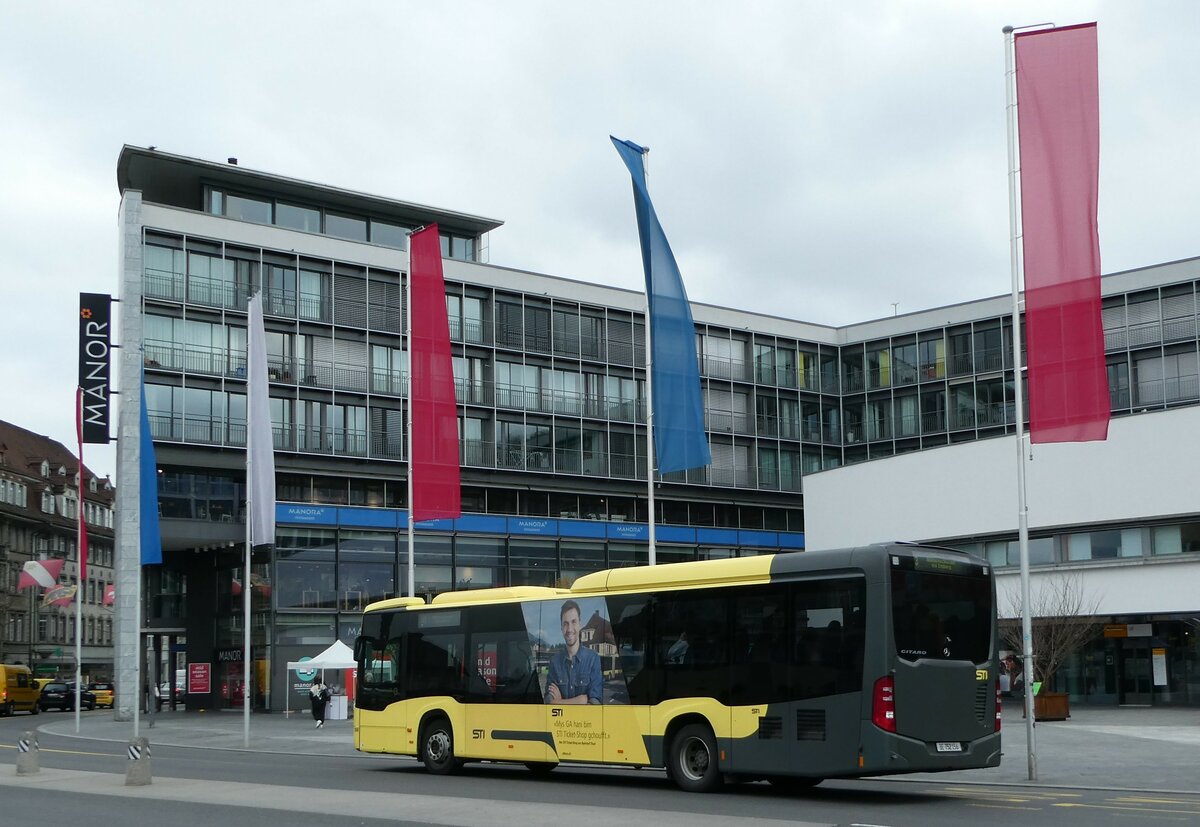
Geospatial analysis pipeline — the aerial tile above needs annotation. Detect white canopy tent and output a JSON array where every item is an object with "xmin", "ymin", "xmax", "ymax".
[{"xmin": 285, "ymin": 639, "xmax": 356, "ymax": 718}]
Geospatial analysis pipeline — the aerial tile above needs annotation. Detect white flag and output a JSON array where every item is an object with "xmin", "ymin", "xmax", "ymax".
[{"xmin": 247, "ymin": 294, "xmax": 276, "ymax": 546}]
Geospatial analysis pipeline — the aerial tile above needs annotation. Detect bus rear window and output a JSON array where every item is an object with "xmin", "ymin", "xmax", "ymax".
[{"xmin": 891, "ymin": 566, "xmax": 992, "ymax": 663}]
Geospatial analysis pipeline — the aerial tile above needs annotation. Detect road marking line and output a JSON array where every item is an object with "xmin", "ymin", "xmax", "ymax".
[
  {"xmin": 967, "ymin": 804, "xmax": 1041, "ymax": 811},
  {"xmin": 1054, "ymin": 802, "xmax": 1200, "ymax": 815}
]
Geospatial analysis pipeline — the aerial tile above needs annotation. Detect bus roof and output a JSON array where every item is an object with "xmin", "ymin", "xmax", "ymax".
[
  {"xmin": 360, "ymin": 543, "xmax": 986, "ymax": 614},
  {"xmin": 570, "ymin": 555, "xmax": 775, "ymax": 593},
  {"xmin": 363, "ymin": 596, "xmax": 426, "ymax": 612},
  {"xmin": 431, "ymin": 586, "xmax": 568, "ymax": 606}
]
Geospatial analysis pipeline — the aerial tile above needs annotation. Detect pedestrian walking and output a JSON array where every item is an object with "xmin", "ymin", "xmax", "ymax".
[{"xmin": 310, "ymin": 676, "xmax": 330, "ymax": 728}]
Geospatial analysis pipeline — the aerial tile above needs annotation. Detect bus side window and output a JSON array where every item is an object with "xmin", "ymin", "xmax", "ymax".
[
  {"xmin": 656, "ymin": 592, "xmax": 729, "ymax": 704},
  {"xmin": 407, "ymin": 632, "xmax": 465, "ymax": 699},
  {"xmin": 730, "ymin": 587, "xmax": 788, "ymax": 706},
  {"xmin": 608, "ymin": 595, "xmax": 650, "ymax": 705},
  {"xmin": 791, "ymin": 577, "xmax": 867, "ymax": 699},
  {"xmin": 467, "ymin": 604, "xmax": 537, "ymax": 703}
]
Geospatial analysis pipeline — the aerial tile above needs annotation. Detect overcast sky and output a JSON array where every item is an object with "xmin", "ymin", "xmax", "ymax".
[{"xmin": 2, "ymin": 1, "xmax": 1198, "ymax": 481}]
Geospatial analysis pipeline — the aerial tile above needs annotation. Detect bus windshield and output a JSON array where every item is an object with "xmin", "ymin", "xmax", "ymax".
[{"xmin": 891, "ymin": 557, "xmax": 992, "ymax": 663}]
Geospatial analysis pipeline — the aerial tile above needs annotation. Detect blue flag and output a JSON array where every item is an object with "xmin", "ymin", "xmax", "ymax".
[
  {"xmin": 611, "ymin": 137, "xmax": 711, "ymax": 473},
  {"xmin": 139, "ymin": 382, "xmax": 163, "ymax": 565}
]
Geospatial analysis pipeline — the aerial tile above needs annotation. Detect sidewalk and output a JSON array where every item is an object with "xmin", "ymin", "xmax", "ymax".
[
  {"xmin": 896, "ymin": 704, "xmax": 1200, "ymax": 793},
  {"xmin": 37, "ymin": 708, "xmax": 368, "ymax": 760},
  {"xmin": 35, "ymin": 704, "xmax": 1200, "ymax": 793}
]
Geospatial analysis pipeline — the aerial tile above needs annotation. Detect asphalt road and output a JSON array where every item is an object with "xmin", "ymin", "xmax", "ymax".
[{"xmin": 2, "ymin": 711, "xmax": 1199, "ymax": 826}]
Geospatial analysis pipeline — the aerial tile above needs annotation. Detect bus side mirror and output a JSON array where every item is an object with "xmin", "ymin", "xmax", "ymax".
[{"xmin": 353, "ymin": 638, "xmax": 368, "ymax": 662}]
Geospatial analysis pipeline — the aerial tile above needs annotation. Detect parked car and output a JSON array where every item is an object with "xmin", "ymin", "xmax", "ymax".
[
  {"xmin": 88, "ymin": 682, "xmax": 115, "ymax": 708},
  {"xmin": 38, "ymin": 682, "xmax": 96, "ymax": 712}
]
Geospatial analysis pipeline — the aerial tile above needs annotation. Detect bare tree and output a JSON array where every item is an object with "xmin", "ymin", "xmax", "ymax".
[{"xmin": 1001, "ymin": 572, "xmax": 1103, "ymax": 690}]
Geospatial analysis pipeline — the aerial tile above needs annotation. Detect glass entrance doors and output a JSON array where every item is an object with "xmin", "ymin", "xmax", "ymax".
[{"xmin": 1119, "ymin": 638, "xmax": 1153, "ymax": 705}]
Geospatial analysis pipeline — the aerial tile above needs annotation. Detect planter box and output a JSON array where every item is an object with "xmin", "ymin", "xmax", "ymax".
[
  {"xmin": 1034, "ymin": 691, "xmax": 1070, "ymax": 721},
  {"xmin": 1018, "ymin": 691, "xmax": 1071, "ymax": 721}
]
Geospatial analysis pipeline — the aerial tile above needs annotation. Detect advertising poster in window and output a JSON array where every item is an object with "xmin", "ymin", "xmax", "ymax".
[{"xmin": 521, "ymin": 597, "xmax": 625, "ymax": 705}]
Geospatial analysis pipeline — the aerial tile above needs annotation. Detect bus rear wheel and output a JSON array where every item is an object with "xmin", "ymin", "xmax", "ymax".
[
  {"xmin": 419, "ymin": 716, "xmax": 462, "ymax": 775},
  {"xmin": 669, "ymin": 723, "xmax": 722, "ymax": 793}
]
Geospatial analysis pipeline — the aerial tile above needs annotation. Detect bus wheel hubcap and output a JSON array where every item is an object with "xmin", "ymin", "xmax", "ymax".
[
  {"xmin": 681, "ymin": 737, "xmax": 710, "ymax": 781},
  {"xmin": 429, "ymin": 731, "xmax": 450, "ymax": 762}
]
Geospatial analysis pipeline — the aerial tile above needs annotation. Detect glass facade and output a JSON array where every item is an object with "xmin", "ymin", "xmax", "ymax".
[{"xmin": 125, "ymin": 149, "xmax": 1200, "ymax": 710}]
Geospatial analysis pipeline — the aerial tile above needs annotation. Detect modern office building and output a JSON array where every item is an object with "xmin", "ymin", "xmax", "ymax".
[
  {"xmin": 0, "ymin": 420, "xmax": 116, "ymax": 682},
  {"xmin": 115, "ymin": 146, "xmax": 1198, "ymax": 712}
]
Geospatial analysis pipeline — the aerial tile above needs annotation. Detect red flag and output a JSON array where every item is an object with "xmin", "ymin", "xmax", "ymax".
[
  {"xmin": 1016, "ymin": 23, "xmax": 1109, "ymax": 443},
  {"xmin": 409, "ymin": 225, "xmax": 461, "ymax": 521},
  {"xmin": 76, "ymin": 387, "xmax": 90, "ymax": 581},
  {"xmin": 18, "ymin": 559, "xmax": 65, "ymax": 590},
  {"xmin": 103, "ymin": 583, "xmax": 115, "ymax": 605}
]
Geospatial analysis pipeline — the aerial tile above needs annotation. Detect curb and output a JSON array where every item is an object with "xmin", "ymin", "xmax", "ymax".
[{"xmin": 33, "ymin": 721, "xmax": 394, "ymax": 762}]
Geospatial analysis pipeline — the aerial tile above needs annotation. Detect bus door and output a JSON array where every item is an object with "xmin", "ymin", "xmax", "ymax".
[{"xmin": 465, "ymin": 626, "xmax": 548, "ymax": 763}]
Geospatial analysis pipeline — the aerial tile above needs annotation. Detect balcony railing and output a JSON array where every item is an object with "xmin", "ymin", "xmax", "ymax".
[
  {"xmin": 148, "ymin": 416, "xmax": 814, "ymax": 492},
  {"xmin": 701, "ymin": 356, "xmax": 750, "ymax": 382},
  {"xmin": 895, "ymin": 413, "xmax": 920, "ymax": 438},
  {"xmin": 949, "ymin": 352, "xmax": 974, "ymax": 376},
  {"xmin": 187, "ymin": 275, "xmax": 251, "ymax": 311},
  {"xmin": 448, "ymin": 317, "xmax": 491, "ymax": 345},
  {"xmin": 1136, "ymin": 374, "xmax": 1200, "ymax": 407},
  {"xmin": 975, "ymin": 347, "xmax": 1005, "ymax": 373},
  {"xmin": 144, "ymin": 268, "xmax": 186, "ymax": 302},
  {"xmin": 493, "ymin": 383, "xmax": 645, "ymax": 423},
  {"xmin": 704, "ymin": 410, "xmax": 754, "ymax": 434}
]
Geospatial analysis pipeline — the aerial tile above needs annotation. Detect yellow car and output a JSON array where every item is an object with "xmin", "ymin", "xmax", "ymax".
[{"xmin": 87, "ymin": 682, "xmax": 115, "ymax": 709}]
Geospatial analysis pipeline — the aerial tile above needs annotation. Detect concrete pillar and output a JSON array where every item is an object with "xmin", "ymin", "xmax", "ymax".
[
  {"xmin": 16, "ymin": 731, "xmax": 38, "ymax": 775},
  {"xmin": 125, "ymin": 736, "xmax": 151, "ymax": 786},
  {"xmin": 115, "ymin": 190, "xmax": 144, "ymax": 722}
]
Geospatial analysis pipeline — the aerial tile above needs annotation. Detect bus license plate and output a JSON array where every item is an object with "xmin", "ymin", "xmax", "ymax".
[{"xmin": 936, "ymin": 742, "xmax": 962, "ymax": 753}]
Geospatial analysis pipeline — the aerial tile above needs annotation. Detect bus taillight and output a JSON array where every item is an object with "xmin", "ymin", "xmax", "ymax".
[
  {"xmin": 872, "ymin": 676, "xmax": 896, "ymax": 732},
  {"xmin": 995, "ymin": 678, "xmax": 1002, "ymax": 732}
]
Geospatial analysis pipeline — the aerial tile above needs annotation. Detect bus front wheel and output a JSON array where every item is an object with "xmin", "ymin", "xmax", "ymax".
[
  {"xmin": 419, "ymin": 716, "xmax": 462, "ymax": 775},
  {"xmin": 669, "ymin": 723, "xmax": 722, "ymax": 793}
]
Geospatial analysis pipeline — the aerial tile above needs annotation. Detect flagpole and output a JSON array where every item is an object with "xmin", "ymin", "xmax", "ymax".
[
  {"xmin": 640, "ymin": 146, "xmax": 657, "ymax": 566},
  {"xmin": 74, "ymin": 386, "xmax": 84, "ymax": 734},
  {"xmin": 1004, "ymin": 23, "xmax": 1038, "ymax": 782},
  {"xmin": 406, "ymin": 233, "xmax": 415, "ymax": 598},
  {"xmin": 243, "ymin": 397, "xmax": 253, "ymax": 748}
]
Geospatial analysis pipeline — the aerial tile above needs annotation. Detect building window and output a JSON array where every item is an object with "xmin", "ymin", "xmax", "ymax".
[
  {"xmin": 1066, "ymin": 529, "xmax": 1144, "ymax": 561},
  {"xmin": 224, "ymin": 192, "xmax": 273, "ymax": 225},
  {"xmin": 325, "ymin": 213, "xmax": 368, "ymax": 242},
  {"xmin": 275, "ymin": 202, "xmax": 321, "ymax": 233},
  {"xmin": 369, "ymin": 220, "xmax": 408, "ymax": 249}
]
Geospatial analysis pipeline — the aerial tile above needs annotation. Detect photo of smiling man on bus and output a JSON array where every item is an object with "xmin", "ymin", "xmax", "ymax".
[{"xmin": 544, "ymin": 599, "xmax": 603, "ymax": 704}]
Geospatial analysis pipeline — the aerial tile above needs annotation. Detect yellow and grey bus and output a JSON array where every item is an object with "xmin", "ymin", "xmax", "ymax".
[{"xmin": 353, "ymin": 542, "xmax": 1001, "ymax": 792}]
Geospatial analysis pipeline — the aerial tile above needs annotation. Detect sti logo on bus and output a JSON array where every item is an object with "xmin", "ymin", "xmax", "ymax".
[
  {"xmin": 976, "ymin": 669, "xmax": 989, "ymax": 681},
  {"xmin": 551, "ymin": 708, "xmax": 563, "ymax": 717},
  {"xmin": 472, "ymin": 729, "xmax": 484, "ymax": 740}
]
